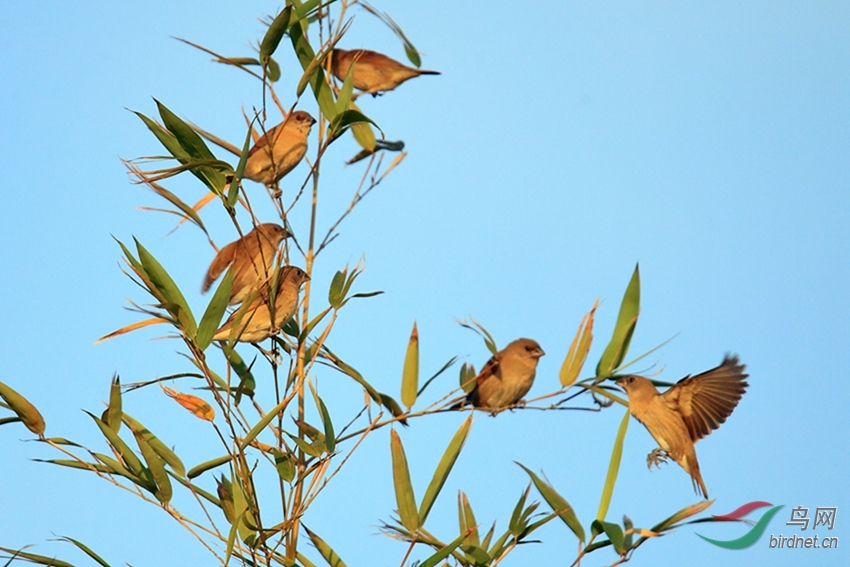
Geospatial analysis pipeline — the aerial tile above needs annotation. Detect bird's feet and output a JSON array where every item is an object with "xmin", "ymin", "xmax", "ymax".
[{"xmin": 646, "ymin": 448, "xmax": 670, "ymax": 470}]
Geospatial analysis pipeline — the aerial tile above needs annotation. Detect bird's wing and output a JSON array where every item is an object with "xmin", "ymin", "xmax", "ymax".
[
  {"xmin": 475, "ymin": 351, "xmax": 503, "ymax": 387},
  {"xmin": 248, "ymin": 123, "xmax": 283, "ymax": 157},
  {"xmin": 661, "ymin": 355, "xmax": 749, "ymax": 442},
  {"xmin": 203, "ymin": 240, "xmax": 238, "ymax": 292}
]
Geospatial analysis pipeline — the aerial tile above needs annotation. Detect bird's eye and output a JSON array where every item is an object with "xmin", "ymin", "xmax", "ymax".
[{"xmin": 627, "ymin": 377, "xmax": 634, "ymax": 383}]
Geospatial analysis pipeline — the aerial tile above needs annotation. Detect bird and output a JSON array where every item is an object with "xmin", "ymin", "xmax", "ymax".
[
  {"xmin": 331, "ymin": 48, "xmax": 440, "ymax": 95},
  {"xmin": 212, "ymin": 265, "xmax": 310, "ymax": 343},
  {"xmin": 243, "ymin": 111, "xmax": 316, "ymax": 186},
  {"xmin": 616, "ymin": 355, "xmax": 749, "ymax": 499},
  {"xmin": 202, "ymin": 223, "xmax": 291, "ymax": 306},
  {"xmin": 457, "ymin": 338, "xmax": 545, "ymax": 412}
]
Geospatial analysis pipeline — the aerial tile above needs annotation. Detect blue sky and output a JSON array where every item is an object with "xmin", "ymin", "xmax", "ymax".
[{"xmin": 0, "ymin": 2, "xmax": 848, "ymax": 566}]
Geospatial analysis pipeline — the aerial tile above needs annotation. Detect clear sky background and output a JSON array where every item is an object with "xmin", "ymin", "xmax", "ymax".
[{"xmin": 1, "ymin": 2, "xmax": 848, "ymax": 566}]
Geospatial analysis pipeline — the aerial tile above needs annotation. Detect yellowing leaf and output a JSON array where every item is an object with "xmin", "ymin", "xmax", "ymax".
[
  {"xmin": 162, "ymin": 386, "xmax": 215, "ymax": 421},
  {"xmin": 560, "ymin": 300, "xmax": 598, "ymax": 387}
]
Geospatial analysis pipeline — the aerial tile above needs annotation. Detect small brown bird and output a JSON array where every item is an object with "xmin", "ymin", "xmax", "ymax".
[
  {"xmin": 213, "ymin": 265, "xmax": 310, "ymax": 343},
  {"xmin": 460, "ymin": 338, "xmax": 545, "ymax": 411},
  {"xmin": 617, "ymin": 355, "xmax": 749, "ymax": 499},
  {"xmin": 243, "ymin": 111, "xmax": 316, "ymax": 186},
  {"xmin": 202, "ymin": 223, "xmax": 291, "ymax": 305},
  {"xmin": 331, "ymin": 49, "xmax": 440, "ymax": 95}
]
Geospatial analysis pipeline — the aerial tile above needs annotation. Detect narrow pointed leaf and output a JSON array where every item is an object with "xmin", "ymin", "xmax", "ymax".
[
  {"xmin": 188, "ymin": 455, "xmax": 232, "ymax": 479},
  {"xmin": 309, "ymin": 384, "xmax": 335, "ymax": 453},
  {"xmin": 105, "ymin": 374, "xmax": 122, "ymax": 433},
  {"xmin": 135, "ymin": 430, "xmax": 172, "ymax": 503},
  {"xmin": 123, "ymin": 413, "xmax": 186, "ymax": 477},
  {"xmin": 518, "ymin": 463, "xmax": 585, "ymax": 543},
  {"xmin": 196, "ymin": 267, "xmax": 233, "ymax": 350},
  {"xmin": 390, "ymin": 429, "xmax": 419, "ymax": 531},
  {"xmin": 259, "ymin": 7, "xmax": 291, "ymax": 64},
  {"xmin": 135, "ymin": 239, "xmax": 197, "ymax": 336},
  {"xmin": 597, "ymin": 408, "xmax": 630, "ymax": 521},
  {"xmin": 418, "ymin": 530, "xmax": 467, "ymax": 567},
  {"xmin": 328, "ymin": 269, "xmax": 346, "ymax": 308},
  {"xmin": 162, "ymin": 387, "xmax": 215, "ymax": 421},
  {"xmin": 288, "ymin": 19, "xmax": 336, "ymax": 120},
  {"xmin": 303, "ymin": 526, "xmax": 348, "ymax": 567},
  {"xmin": 459, "ymin": 492, "xmax": 480, "ymax": 547},
  {"xmin": 0, "ymin": 381, "xmax": 45, "ymax": 435},
  {"xmin": 597, "ymin": 265, "xmax": 640, "ymax": 377},
  {"xmin": 0, "ymin": 547, "xmax": 74, "ymax": 567},
  {"xmin": 419, "ymin": 416, "xmax": 471, "ymax": 523},
  {"xmin": 401, "ymin": 321, "xmax": 419, "ymax": 409},
  {"xmin": 560, "ymin": 302, "xmax": 597, "ymax": 387},
  {"xmin": 53, "ymin": 536, "xmax": 110, "ymax": 566}
]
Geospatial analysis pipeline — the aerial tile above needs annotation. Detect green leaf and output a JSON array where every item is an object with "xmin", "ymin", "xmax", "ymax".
[
  {"xmin": 560, "ymin": 303, "xmax": 596, "ymax": 387},
  {"xmin": 86, "ymin": 411, "xmax": 152, "ymax": 490},
  {"xmin": 597, "ymin": 408, "xmax": 630, "ymax": 522},
  {"xmin": 458, "ymin": 362, "xmax": 476, "ymax": 394},
  {"xmin": 52, "ymin": 536, "xmax": 110, "ymax": 567},
  {"xmin": 196, "ymin": 267, "xmax": 233, "ymax": 350},
  {"xmin": 458, "ymin": 492, "xmax": 480, "ymax": 547},
  {"xmin": 228, "ymin": 123, "xmax": 255, "ymax": 208},
  {"xmin": 401, "ymin": 321, "xmax": 419, "ymax": 409},
  {"xmin": 597, "ymin": 264, "xmax": 640, "ymax": 377},
  {"xmin": 188, "ymin": 455, "xmax": 232, "ymax": 479},
  {"xmin": 303, "ymin": 526, "xmax": 348, "ymax": 567},
  {"xmin": 259, "ymin": 7, "xmax": 291, "ymax": 64},
  {"xmin": 153, "ymin": 100, "xmax": 226, "ymax": 192},
  {"xmin": 135, "ymin": 239, "xmax": 197, "ymax": 336},
  {"xmin": 328, "ymin": 109, "xmax": 379, "ymax": 142},
  {"xmin": 288, "ymin": 18, "xmax": 337, "ymax": 120},
  {"xmin": 419, "ymin": 416, "xmax": 471, "ymax": 523},
  {"xmin": 309, "ymin": 383, "xmax": 335, "ymax": 454},
  {"xmin": 134, "ymin": 429, "xmax": 173, "ymax": 503},
  {"xmin": 123, "ymin": 412, "xmax": 186, "ymax": 477},
  {"xmin": 591, "ymin": 520, "xmax": 625, "ymax": 554},
  {"xmin": 105, "ymin": 374, "xmax": 122, "ymax": 433},
  {"xmin": 0, "ymin": 547, "xmax": 75, "ymax": 567},
  {"xmin": 0, "ymin": 381, "xmax": 45, "ymax": 436},
  {"xmin": 323, "ymin": 346, "xmax": 382, "ymax": 403},
  {"xmin": 390, "ymin": 429, "xmax": 419, "ymax": 531},
  {"xmin": 328, "ymin": 269, "xmax": 345, "ymax": 308},
  {"xmin": 517, "ymin": 463, "xmax": 585, "ymax": 543},
  {"xmin": 417, "ymin": 532, "xmax": 466, "ymax": 567}
]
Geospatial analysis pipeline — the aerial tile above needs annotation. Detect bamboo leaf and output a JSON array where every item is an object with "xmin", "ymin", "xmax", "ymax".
[
  {"xmin": 196, "ymin": 267, "xmax": 233, "ymax": 350},
  {"xmin": 560, "ymin": 301, "xmax": 597, "ymax": 387},
  {"xmin": 401, "ymin": 321, "xmax": 419, "ymax": 409},
  {"xmin": 105, "ymin": 374, "xmax": 122, "ymax": 433},
  {"xmin": 390, "ymin": 429, "xmax": 419, "ymax": 531},
  {"xmin": 259, "ymin": 7, "xmax": 291, "ymax": 64},
  {"xmin": 188, "ymin": 455, "xmax": 232, "ymax": 479},
  {"xmin": 0, "ymin": 381, "xmax": 45, "ymax": 436},
  {"xmin": 419, "ymin": 417, "xmax": 471, "ymax": 523},
  {"xmin": 597, "ymin": 408, "xmax": 630, "ymax": 521},
  {"xmin": 309, "ymin": 383, "xmax": 335, "ymax": 454},
  {"xmin": 303, "ymin": 526, "xmax": 348, "ymax": 567},
  {"xmin": 123, "ymin": 412, "xmax": 186, "ymax": 477},
  {"xmin": 52, "ymin": 536, "xmax": 110, "ymax": 567},
  {"xmin": 517, "ymin": 463, "xmax": 585, "ymax": 543},
  {"xmin": 135, "ymin": 239, "xmax": 197, "ymax": 336},
  {"xmin": 134, "ymin": 430, "xmax": 173, "ymax": 503},
  {"xmin": 597, "ymin": 265, "xmax": 640, "ymax": 377},
  {"xmin": 288, "ymin": 18, "xmax": 336, "ymax": 120}
]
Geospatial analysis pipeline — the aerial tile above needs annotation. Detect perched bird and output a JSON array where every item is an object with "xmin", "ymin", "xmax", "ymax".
[
  {"xmin": 213, "ymin": 265, "xmax": 310, "ymax": 343},
  {"xmin": 243, "ymin": 111, "xmax": 316, "ymax": 186},
  {"xmin": 331, "ymin": 48, "xmax": 440, "ymax": 95},
  {"xmin": 458, "ymin": 338, "xmax": 545, "ymax": 411},
  {"xmin": 617, "ymin": 355, "xmax": 749, "ymax": 499},
  {"xmin": 202, "ymin": 223, "xmax": 291, "ymax": 305}
]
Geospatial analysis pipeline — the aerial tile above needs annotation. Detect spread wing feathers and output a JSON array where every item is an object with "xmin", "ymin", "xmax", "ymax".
[{"xmin": 661, "ymin": 355, "xmax": 748, "ymax": 442}]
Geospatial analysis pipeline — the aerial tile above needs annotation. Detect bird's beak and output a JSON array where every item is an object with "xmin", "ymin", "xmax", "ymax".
[{"xmin": 614, "ymin": 378, "xmax": 625, "ymax": 391}]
